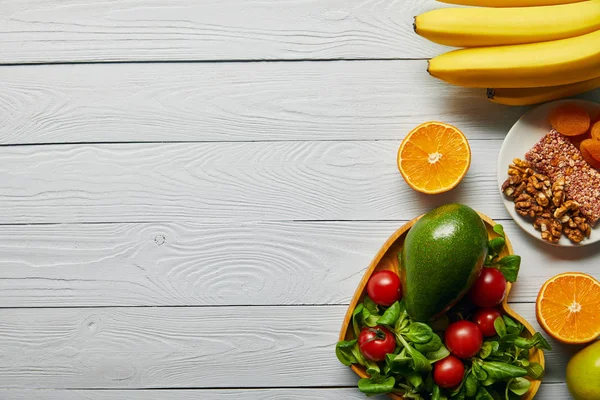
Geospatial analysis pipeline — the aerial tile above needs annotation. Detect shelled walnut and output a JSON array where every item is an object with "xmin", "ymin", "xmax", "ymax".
[{"xmin": 502, "ymin": 158, "xmax": 591, "ymax": 244}]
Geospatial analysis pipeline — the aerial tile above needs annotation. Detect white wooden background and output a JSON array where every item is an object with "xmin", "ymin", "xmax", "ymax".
[{"xmin": 0, "ymin": 1, "xmax": 599, "ymax": 399}]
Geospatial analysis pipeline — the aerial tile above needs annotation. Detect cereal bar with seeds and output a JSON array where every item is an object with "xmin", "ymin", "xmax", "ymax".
[{"xmin": 525, "ymin": 130, "xmax": 600, "ymax": 227}]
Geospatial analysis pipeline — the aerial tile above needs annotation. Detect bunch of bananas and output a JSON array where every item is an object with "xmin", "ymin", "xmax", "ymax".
[{"xmin": 414, "ymin": 0, "xmax": 600, "ymax": 105}]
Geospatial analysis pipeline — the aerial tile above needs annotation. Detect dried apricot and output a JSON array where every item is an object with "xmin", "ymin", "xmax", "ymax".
[
  {"xmin": 591, "ymin": 121, "xmax": 600, "ymax": 141},
  {"xmin": 580, "ymin": 139, "xmax": 600, "ymax": 170},
  {"xmin": 550, "ymin": 104, "xmax": 591, "ymax": 136}
]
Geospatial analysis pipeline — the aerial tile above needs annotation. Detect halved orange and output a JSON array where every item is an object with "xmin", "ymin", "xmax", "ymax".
[
  {"xmin": 536, "ymin": 272, "xmax": 600, "ymax": 344},
  {"xmin": 397, "ymin": 122, "xmax": 471, "ymax": 194}
]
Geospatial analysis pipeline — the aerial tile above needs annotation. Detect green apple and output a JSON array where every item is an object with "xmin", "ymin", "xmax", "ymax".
[{"xmin": 567, "ymin": 340, "xmax": 600, "ymax": 400}]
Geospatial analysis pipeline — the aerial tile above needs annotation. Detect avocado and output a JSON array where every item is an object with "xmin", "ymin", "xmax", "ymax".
[{"xmin": 401, "ymin": 203, "xmax": 488, "ymax": 322}]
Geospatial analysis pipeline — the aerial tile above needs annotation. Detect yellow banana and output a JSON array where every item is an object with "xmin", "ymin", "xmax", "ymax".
[
  {"xmin": 415, "ymin": 1, "xmax": 600, "ymax": 47},
  {"xmin": 487, "ymin": 77, "xmax": 600, "ymax": 106},
  {"xmin": 438, "ymin": 0, "xmax": 586, "ymax": 7},
  {"xmin": 427, "ymin": 29, "xmax": 600, "ymax": 88}
]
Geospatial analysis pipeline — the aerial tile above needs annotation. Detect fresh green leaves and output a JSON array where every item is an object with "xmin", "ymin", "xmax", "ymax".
[
  {"xmin": 480, "ymin": 361, "xmax": 527, "ymax": 380},
  {"xmin": 493, "ymin": 224, "xmax": 505, "ymax": 238},
  {"xmin": 377, "ymin": 301, "xmax": 401, "ymax": 326},
  {"xmin": 483, "ymin": 224, "xmax": 520, "ymax": 283},
  {"xmin": 335, "ymin": 339, "xmax": 366, "ymax": 367},
  {"xmin": 494, "ymin": 317, "xmax": 507, "ymax": 338},
  {"xmin": 405, "ymin": 322, "xmax": 434, "ymax": 344},
  {"xmin": 507, "ymin": 377, "xmax": 531, "ymax": 396},
  {"xmin": 514, "ymin": 332, "xmax": 552, "ymax": 351},
  {"xmin": 494, "ymin": 255, "xmax": 521, "ymax": 283},
  {"xmin": 525, "ymin": 362, "xmax": 545, "ymax": 380},
  {"xmin": 358, "ymin": 375, "xmax": 395, "ymax": 395}
]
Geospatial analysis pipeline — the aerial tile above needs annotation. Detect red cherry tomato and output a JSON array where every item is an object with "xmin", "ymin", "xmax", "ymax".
[
  {"xmin": 469, "ymin": 268, "xmax": 507, "ymax": 308},
  {"xmin": 433, "ymin": 355, "xmax": 465, "ymax": 389},
  {"xmin": 358, "ymin": 326, "xmax": 397, "ymax": 362},
  {"xmin": 472, "ymin": 308, "xmax": 503, "ymax": 337},
  {"xmin": 444, "ymin": 320, "xmax": 483, "ymax": 359},
  {"xmin": 367, "ymin": 270, "xmax": 402, "ymax": 306}
]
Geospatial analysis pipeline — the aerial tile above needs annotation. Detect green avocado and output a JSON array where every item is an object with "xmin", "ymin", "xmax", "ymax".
[{"xmin": 401, "ymin": 203, "xmax": 488, "ymax": 322}]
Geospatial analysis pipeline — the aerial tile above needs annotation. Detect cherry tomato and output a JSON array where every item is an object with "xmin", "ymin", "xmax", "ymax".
[
  {"xmin": 367, "ymin": 270, "xmax": 402, "ymax": 306},
  {"xmin": 469, "ymin": 268, "xmax": 507, "ymax": 308},
  {"xmin": 433, "ymin": 355, "xmax": 465, "ymax": 389},
  {"xmin": 472, "ymin": 308, "xmax": 503, "ymax": 337},
  {"xmin": 444, "ymin": 320, "xmax": 483, "ymax": 359},
  {"xmin": 358, "ymin": 326, "xmax": 396, "ymax": 362}
]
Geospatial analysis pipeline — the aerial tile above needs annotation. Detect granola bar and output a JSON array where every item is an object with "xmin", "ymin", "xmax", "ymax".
[{"xmin": 525, "ymin": 130, "xmax": 600, "ymax": 227}]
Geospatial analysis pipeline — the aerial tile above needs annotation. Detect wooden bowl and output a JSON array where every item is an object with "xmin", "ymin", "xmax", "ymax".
[{"xmin": 339, "ymin": 213, "xmax": 545, "ymax": 400}]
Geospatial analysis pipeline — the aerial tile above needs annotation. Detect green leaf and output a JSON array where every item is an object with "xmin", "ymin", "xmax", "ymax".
[
  {"xmin": 481, "ymin": 361, "xmax": 527, "ymax": 380},
  {"xmin": 472, "ymin": 361, "xmax": 488, "ymax": 381},
  {"xmin": 352, "ymin": 303, "xmax": 364, "ymax": 338},
  {"xmin": 480, "ymin": 376, "xmax": 496, "ymax": 387},
  {"xmin": 432, "ymin": 384, "xmax": 442, "ymax": 400},
  {"xmin": 493, "ymin": 224, "xmax": 505, "ymax": 238},
  {"xmin": 525, "ymin": 362, "xmax": 545, "ymax": 380},
  {"xmin": 498, "ymin": 333, "xmax": 520, "ymax": 345},
  {"xmin": 386, "ymin": 349, "xmax": 412, "ymax": 373},
  {"xmin": 357, "ymin": 376, "xmax": 395, "ymax": 395},
  {"xmin": 494, "ymin": 255, "xmax": 521, "ymax": 283},
  {"xmin": 465, "ymin": 370, "xmax": 479, "ymax": 397},
  {"xmin": 363, "ymin": 296, "xmax": 379, "ymax": 314},
  {"xmin": 362, "ymin": 307, "xmax": 380, "ymax": 328},
  {"xmin": 406, "ymin": 344, "xmax": 433, "ymax": 373},
  {"xmin": 475, "ymin": 386, "xmax": 494, "ymax": 400},
  {"xmin": 532, "ymin": 332, "xmax": 552, "ymax": 350},
  {"xmin": 406, "ymin": 371, "xmax": 424, "ymax": 389},
  {"xmin": 405, "ymin": 322, "xmax": 434, "ymax": 344},
  {"xmin": 502, "ymin": 315, "xmax": 523, "ymax": 335},
  {"xmin": 515, "ymin": 358, "xmax": 529, "ymax": 367},
  {"xmin": 508, "ymin": 377, "xmax": 531, "ymax": 396},
  {"xmin": 479, "ymin": 342, "xmax": 494, "ymax": 359},
  {"xmin": 514, "ymin": 332, "xmax": 552, "ymax": 351},
  {"xmin": 415, "ymin": 332, "xmax": 443, "ymax": 353},
  {"xmin": 350, "ymin": 341, "xmax": 367, "ymax": 366},
  {"xmin": 335, "ymin": 340, "xmax": 358, "ymax": 366},
  {"xmin": 488, "ymin": 237, "xmax": 506, "ymax": 256},
  {"xmin": 494, "ymin": 317, "xmax": 507, "ymax": 337},
  {"xmin": 365, "ymin": 359, "xmax": 380, "ymax": 376},
  {"xmin": 377, "ymin": 301, "xmax": 401, "ymax": 326},
  {"xmin": 426, "ymin": 343, "xmax": 451, "ymax": 363}
]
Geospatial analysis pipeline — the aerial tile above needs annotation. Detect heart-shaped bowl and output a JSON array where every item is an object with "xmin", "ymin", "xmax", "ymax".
[{"xmin": 339, "ymin": 212, "xmax": 545, "ymax": 400}]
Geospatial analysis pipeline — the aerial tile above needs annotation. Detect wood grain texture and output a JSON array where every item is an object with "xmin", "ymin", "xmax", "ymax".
[
  {"xmin": 0, "ymin": 383, "xmax": 572, "ymax": 399},
  {"xmin": 0, "ymin": 0, "xmax": 451, "ymax": 64},
  {"xmin": 0, "ymin": 304, "xmax": 573, "ymax": 388},
  {"xmin": 0, "ymin": 61, "xmax": 540, "ymax": 144},
  {"xmin": 0, "ymin": 220, "xmax": 597, "ymax": 307},
  {"xmin": 0, "ymin": 140, "xmax": 509, "ymax": 224}
]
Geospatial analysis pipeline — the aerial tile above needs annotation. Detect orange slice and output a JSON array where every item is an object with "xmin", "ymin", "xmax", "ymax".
[
  {"xmin": 536, "ymin": 272, "xmax": 600, "ymax": 344},
  {"xmin": 397, "ymin": 122, "xmax": 471, "ymax": 194}
]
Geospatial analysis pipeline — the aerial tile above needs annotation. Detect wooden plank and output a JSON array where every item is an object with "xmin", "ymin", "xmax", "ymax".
[
  {"xmin": 0, "ymin": 140, "xmax": 508, "ymax": 224},
  {"xmin": 0, "ymin": 0, "xmax": 450, "ymax": 63},
  {"xmin": 0, "ymin": 383, "xmax": 571, "ymax": 399},
  {"xmin": 0, "ymin": 304, "xmax": 571, "ymax": 388},
  {"xmin": 0, "ymin": 221, "xmax": 597, "ymax": 308},
  {"xmin": 0, "ymin": 61, "xmax": 538, "ymax": 144}
]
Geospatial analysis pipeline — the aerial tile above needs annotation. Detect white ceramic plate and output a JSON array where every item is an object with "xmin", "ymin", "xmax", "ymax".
[{"xmin": 497, "ymin": 99, "xmax": 600, "ymax": 247}]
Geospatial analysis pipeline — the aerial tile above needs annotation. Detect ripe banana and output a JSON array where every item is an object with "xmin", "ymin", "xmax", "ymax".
[
  {"xmin": 415, "ymin": 1, "xmax": 600, "ymax": 47},
  {"xmin": 487, "ymin": 77, "xmax": 600, "ymax": 106},
  {"xmin": 427, "ymin": 29, "xmax": 600, "ymax": 88},
  {"xmin": 438, "ymin": 0, "xmax": 586, "ymax": 7}
]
